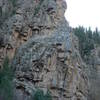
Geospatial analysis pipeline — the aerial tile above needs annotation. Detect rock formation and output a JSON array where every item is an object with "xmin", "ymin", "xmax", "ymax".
[
  {"xmin": 0, "ymin": 0, "xmax": 89, "ymax": 100},
  {"xmin": 87, "ymin": 46, "xmax": 100, "ymax": 100}
]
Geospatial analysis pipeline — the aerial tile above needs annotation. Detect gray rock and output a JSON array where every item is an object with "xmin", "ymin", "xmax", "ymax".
[{"xmin": 0, "ymin": 0, "xmax": 89, "ymax": 100}]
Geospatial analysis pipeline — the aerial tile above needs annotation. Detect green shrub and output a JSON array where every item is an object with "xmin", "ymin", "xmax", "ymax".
[
  {"xmin": 34, "ymin": 0, "xmax": 45, "ymax": 16},
  {"xmin": 44, "ymin": 90, "xmax": 52, "ymax": 100},
  {"xmin": 33, "ymin": 89, "xmax": 52, "ymax": 100},
  {"xmin": 9, "ymin": 0, "xmax": 17, "ymax": 6},
  {"xmin": 0, "ymin": 56, "xmax": 14, "ymax": 100}
]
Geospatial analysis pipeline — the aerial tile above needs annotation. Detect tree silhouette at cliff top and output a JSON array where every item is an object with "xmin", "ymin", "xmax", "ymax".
[{"xmin": 74, "ymin": 26, "xmax": 100, "ymax": 61}]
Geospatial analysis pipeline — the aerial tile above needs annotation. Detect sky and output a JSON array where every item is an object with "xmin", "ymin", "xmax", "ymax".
[{"xmin": 65, "ymin": 0, "xmax": 100, "ymax": 31}]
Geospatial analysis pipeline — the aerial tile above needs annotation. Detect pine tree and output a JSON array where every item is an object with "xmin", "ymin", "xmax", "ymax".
[{"xmin": 0, "ymin": 57, "xmax": 14, "ymax": 100}]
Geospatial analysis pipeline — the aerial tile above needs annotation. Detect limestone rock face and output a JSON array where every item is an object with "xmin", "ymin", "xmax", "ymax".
[
  {"xmin": 0, "ymin": 0, "xmax": 69, "ymax": 61},
  {"xmin": 13, "ymin": 32, "xmax": 89, "ymax": 100},
  {"xmin": 0, "ymin": 0, "xmax": 89, "ymax": 100}
]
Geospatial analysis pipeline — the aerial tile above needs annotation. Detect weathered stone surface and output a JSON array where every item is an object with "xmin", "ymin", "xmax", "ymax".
[
  {"xmin": 0, "ymin": 0, "xmax": 89, "ymax": 100},
  {"xmin": 12, "ymin": 32, "xmax": 88, "ymax": 100},
  {"xmin": 87, "ymin": 47, "xmax": 100, "ymax": 100}
]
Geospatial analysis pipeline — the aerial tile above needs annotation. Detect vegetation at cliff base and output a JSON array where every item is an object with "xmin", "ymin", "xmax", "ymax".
[
  {"xmin": 9, "ymin": 0, "xmax": 17, "ymax": 6},
  {"xmin": 34, "ymin": 0, "xmax": 45, "ymax": 16},
  {"xmin": 0, "ymin": 57, "xmax": 14, "ymax": 100},
  {"xmin": 33, "ymin": 89, "xmax": 52, "ymax": 100}
]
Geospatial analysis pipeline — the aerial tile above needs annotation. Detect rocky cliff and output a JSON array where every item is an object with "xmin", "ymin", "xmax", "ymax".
[
  {"xmin": 86, "ymin": 46, "xmax": 100, "ymax": 100},
  {"xmin": 0, "ymin": 0, "xmax": 89, "ymax": 100}
]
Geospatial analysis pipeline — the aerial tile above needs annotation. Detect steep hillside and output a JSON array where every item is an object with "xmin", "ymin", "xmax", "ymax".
[
  {"xmin": 74, "ymin": 26, "xmax": 100, "ymax": 100},
  {"xmin": 0, "ymin": 0, "xmax": 89, "ymax": 100}
]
